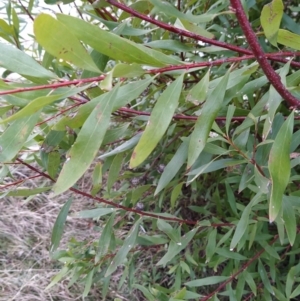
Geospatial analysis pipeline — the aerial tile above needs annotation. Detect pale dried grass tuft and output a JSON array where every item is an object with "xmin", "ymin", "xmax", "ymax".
[{"xmin": 0, "ymin": 164, "xmax": 102, "ymax": 301}]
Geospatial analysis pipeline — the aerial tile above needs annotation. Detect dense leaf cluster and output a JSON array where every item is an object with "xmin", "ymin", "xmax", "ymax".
[{"xmin": 1, "ymin": 0, "xmax": 300, "ymax": 300}]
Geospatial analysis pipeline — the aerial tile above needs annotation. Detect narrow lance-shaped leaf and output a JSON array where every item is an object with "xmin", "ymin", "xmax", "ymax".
[
  {"xmin": 260, "ymin": 0, "xmax": 283, "ymax": 46},
  {"xmin": 185, "ymin": 276, "xmax": 229, "ymax": 287},
  {"xmin": 76, "ymin": 208, "xmax": 117, "ymax": 219},
  {"xmin": 34, "ymin": 14, "xmax": 100, "ymax": 72},
  {"xmin": 282, "ymin": 197, "xmax": 296, "ymax": 246},
  {"xmin": 277, "ymin": 29, "xmax": 300, "ymax": 50},
  {"xmin": 105, "ymin": 218, "xmax": 142, "ymax": 277},
  {"xmin": 157, "ymin": 226, "xmax": 198, "ymax": 266},
  {"xmin": 262, "ymin": 61, "xmax": 290, "ymax": 139},
  {"xmin": 186, "ymin": 69, "xmax": 210, "ymax": 104},
  {"xmin": 0, "ymin": 41, "xmax": 56, "ymax": 79},
  {"xmin": 268, "ymin": 111, "xmax": 294, "ymax": 222},
  {"xmin": 1, "ymin": 187, "xmax": 52, "ymax": 197},
  {"xmin": 83, "ymin": 268, "xmax": 94, "ymax": 298},
  {"xmin": 155, "ymin": 138, "xmax": 189, "ymax": 195},
  {"xmin": 53, "ymin": 85, "xmax": 119, "ymax": 196},
  {"xmin": 188, "ymin": 69, "xmax": 230, "ymax": 168},
  {"xmin": 130, "ymin": 74, "xmax": 184, "ymax": 168},
  {"xmin": 56, "ymin": 14, "xmax": 182, "ymax": 67},
  {"xmin": 0, "ymin": 84, "xmax": 92, "ymax": 124},
  {"xmin": 54, "ymin": 77, "xmax": 154, "ymax": 131},
  {"xmin": 97, "ymin": 212, "xmax": 116, "ymax": 260},
  {"xmin": 230, "ymin": 193, "xmax": 264, "ymax": 250},
  {"xmin": 50, "ymin": 198, "xmax": 73, "ymax": 252},
  {"xmin": 0, "ymin": 112, "xmax": 40, "ymax": 162}
]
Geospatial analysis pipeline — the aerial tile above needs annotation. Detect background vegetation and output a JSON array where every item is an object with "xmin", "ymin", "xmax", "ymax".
[{"xmin": 1, "ymin": 0, "xmax": 300, "ymax": 300}]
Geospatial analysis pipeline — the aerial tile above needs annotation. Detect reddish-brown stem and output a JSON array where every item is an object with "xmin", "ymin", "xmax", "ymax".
[
  {"xmin": 118, "ymin": 107, "xmax": 300, "ymax": 121},
  {"xmin": 2, "ymin": 51, "xmax": 300, "ymax": 97},
  {"xmin": 230, "ymin": 0, "xmax": 300, "ymax": 107},
  {"xmin": 105, "ymin": 0, "xmax": 300, "ymax": 69},
  {"xmin": 105, "ymin": 0, "xmax": 251, "ymax": 55},
  {"xmin": 201, "ymin": 235, "xmax": 279, "ymax": 301},
  {"xmin": 14, "ymin": 159, "xmax": 191, "ymax": 225},
  {"xmin": 35, "ymin": 103, "xmax": 82, "ymax": 126},
  {"xmin": 101, "ymin": 6, "xmax": 118, "ymax": 22},
  {"xmin": 18, "ymin": 0, "xmax": 34, "ymax": 21},
  {"xmin": 0, "ymin": 75, "xmax": 105, "ymax": 96},
  {"xmin": 0, "ymin": 174, "xmax": 42, "ymax": 189},
  {"xmin": 15, "ymin": 158, "xmax": 232, "ymax": 227}
]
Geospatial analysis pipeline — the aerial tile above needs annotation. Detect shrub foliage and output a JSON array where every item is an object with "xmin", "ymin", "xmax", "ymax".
[{"xmin": 1, "ymin": 0, "xmax": 300, "ymax": 300}]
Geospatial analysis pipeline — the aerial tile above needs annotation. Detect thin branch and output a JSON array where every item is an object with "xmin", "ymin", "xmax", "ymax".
[
  {"xmin": 147, "ymin": 53, "xmax": 300, "ymax": 74},
  {"xmin": 14, "ymin": 159, "xmax": 192, "ymax": 225},
  {"xmin": 118, "ymin": 107, "xmax": 300, "ymax": 121},
  {"xmin": 35, "ymin": 103, "xmax": 82, "ymax": 126},
  {"xmin": 105, "ymin": 0, "xmax": 300, "ymax": 69},
  {"xmin": 201, "ymin": 235, "xmax": 279, "ymax": 301},
  {"xmin": 15, "ymin": 158, "xmax": 232, "ymax": 227},
  {"xmin": 0, "ymin": 75, "xmax": 105, "ymax": 96},
  {"xmin": 105, "ymin": 0, "xmax": 251, "ymax": 55},
  {"xmin": 230, "ymin": 0, "xmax": 300, "ymax": 107},
  {"xmin": 18, "ymin": 0, "xmax": 34, "ymax": 21},
  {"xmin": 0, "ymin": 174, "xmax": 42, "ymax": 189}
]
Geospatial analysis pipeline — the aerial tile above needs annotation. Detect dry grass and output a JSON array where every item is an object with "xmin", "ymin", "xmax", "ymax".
[{"xmin": 0, "ymin": 164, "xmax": 117, "ymax": 300}]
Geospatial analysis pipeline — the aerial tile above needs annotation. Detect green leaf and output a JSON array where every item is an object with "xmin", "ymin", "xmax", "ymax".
[
  {"xmin": 205, "ymin": 228, "xmax": 217, "ymax": 262},
  {"xmin": 97, "ymin": 212, "xmax": 116, "ymax": 259},
  {"xmin": 54, "ymin": 77, "xmax": 154, "ymax": 131},
  {"xmin": 170, "ymin": 183, "xmax": 183, "ymax": 209},
  {"xmin": 258, "ymin": 260, "xmax": 273, "ymax": 294},
  {"xmin": 291, "ymin": 285, "xmax": 300, "ymax": 299},
  {"xmin": 105, "ymin": 218, "xmax": 142, "ymax": 277},
  {"xmin": 157, "ymin": 227, "xmax": 198, "ymax": 266},
  {"xmin": 282, "ymin": 198, "xmax": 296, "ymax": 246},
  {"xmin": 53, "ymin": 85, "xmax": 119, "ymax": 195},
  {"xmin": 258, "ymin": 240, "xmax": 280, "ymax": 259},
  {"xmin": 46, "ymin": 266, "xmax": 70, "ymax": 290},
  {"xmin": 47, "ymin": 152, "xmax": 60, "ymax": 179},
  {"xmin": 155, "ymin": 138, "xmax": 188, "ymax": 195},
  {"xmin": 187, "ymin": 158, "xmax": 245, "ymax": 182},
  {"xmin": 83, "ymin": 268, "xmax": 94, "ymax": 298},
  {"xmin": 0, "ymin": 187, "xmax": 52, "ymax": 197},
  {"xmin": 34, "ymin": 14, "xmax": 100, "ymax": 72},
  {"xmin": 0, "ymin": 112, "xmax": 40, "ymax": 162},
  {"xmin": 149, "ymin": 0, "xmax": 224, "ymax": 23},
  {"xmin": 188, "ymin": 69, "xmax": 230, "ymax": 167},
  {"xmin": 133, "ymin": 284, "xmax": 156, "ymax": 301},
  {"xmin": 243, "ymin": 270, "xmax": 257, "ymax": 296},
  {"xmin": 230, "ymin": 193, "xmax": 264, "ymax": 250},
  {"xmin": 277, "ymin": 29, "xmax": 300, "ymax": 50},
  {"xmin": 157, "ymin": 219, "xmax": 179, "ymax": 242},
  {"xmin": 107, "ymin": 154, "xmax": 123, "ymax": 193},
  {"xmin": 0, "ymin": 41, "xmax": 55, "ymax": 79},
  {"xmin": 176, "ymin": 19, "xmax": 214, "ymax": 39},
  {"xmin": 145, "ymin": 39, "xmax": 194, "ymax": 52},
  {"xmin": 50, "ymin": 198, "xmax": 73, "ymax": 252},
  {"xmin": 262, "ymin": 62, "xmax": 289, "ymax": 140},
  {"xmin": 112, "ymin": 63, "xmax": 145, "ymax": 78},
  {"xmin": 100, "ymin": 133, "xmax": 142, "ymax": 159},
  {"xmin": 268, "ymin": 111, "xmax": 294, "ymax": 222},
  {"xmin": 56, "ymin": 14, "xmax": 182, "ymax": 67},
  {"xmin": 186, "ymin": 69, "xmax": 210, "ymax": 104},
  {"xmin": 216, "ymin": 248, "xmax": 247, "ymax": 260},
  {"xmin": 226, "ymin": 105, "xmax": 236, "ymax": 135},
  {"xmin": 185, "ymin": 276, "xmax": 229, "ymax": 287},
  {"xmin": 0, "ymin": 84, "xmax": 91, "ymax": 124},
  {"xmin": 261, "ymin": 0, "xmax": 283, "ymax": 46},
  {"xmin": 91, "ymin": 162, "xmax": 102, "ymax": 196},
  {"xmin": 76, "ymin": 207, "xmax": 117, "ymax": 219},
  {"xmin": 130, "ymin": 74, "xmax": 184, "ymax": 168}
]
